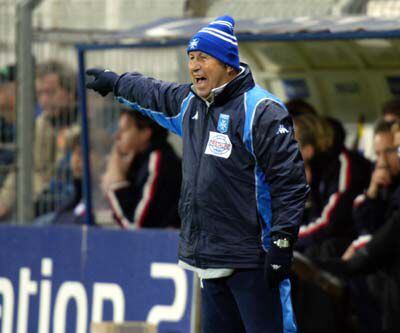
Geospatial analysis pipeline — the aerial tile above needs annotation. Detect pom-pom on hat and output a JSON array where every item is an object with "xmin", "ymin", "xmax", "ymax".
[{"xmin": 187, "ymin": 15, "xmax": 240, "ymax": 71}]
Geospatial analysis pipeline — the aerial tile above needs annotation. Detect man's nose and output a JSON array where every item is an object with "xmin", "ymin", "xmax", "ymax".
[
  {"xmin": 376, "ymin": 154, "xmax": 389, "ymax": 169},
  {"xmin": 190, "ymin": 60, "xmax": 200, "ymax": 72}
]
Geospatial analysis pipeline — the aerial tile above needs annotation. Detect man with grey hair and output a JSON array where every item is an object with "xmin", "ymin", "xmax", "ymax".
[{"xmin": 87, "ymin": 15, "xmax": 308, "ymax": 333}]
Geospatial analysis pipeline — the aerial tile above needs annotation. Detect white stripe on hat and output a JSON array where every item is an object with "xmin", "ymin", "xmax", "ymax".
[
  {"xmin": 198, "ymin": 28, "xmax": 238, "ymax": 46},
  {"xmin": 211, "ymin": 20, "xmax": 233, "ymax": 29},
  {"xmin": 202, "ymin": 27, "xmax": 237, "ymax": 41}
]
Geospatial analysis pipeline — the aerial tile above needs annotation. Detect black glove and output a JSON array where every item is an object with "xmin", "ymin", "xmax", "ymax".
[
  {"xmin": 265, "ymin": 235, "xmax": 293, "ymax": 288},
  {"xmin": 86, "ymin": 68, "xmax": 118, "ymax": 97}
]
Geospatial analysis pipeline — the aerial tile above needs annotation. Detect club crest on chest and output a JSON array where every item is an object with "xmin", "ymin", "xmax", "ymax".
[{"xmin": 217, "ymin": 113, "xmax": 230, "ymax": 133}]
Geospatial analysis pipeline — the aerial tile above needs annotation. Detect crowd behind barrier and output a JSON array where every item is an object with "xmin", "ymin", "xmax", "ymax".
[
  {"xmin": 1, "ymin": 59, "xmax": 400, "ymax": 332},
  {"xmin": 286, "ymin": 99, "xmax": 400, "ymax": 333},
  {"xmin": 0, "ymin": 60, "xmax": 183, "ymax": 229}
]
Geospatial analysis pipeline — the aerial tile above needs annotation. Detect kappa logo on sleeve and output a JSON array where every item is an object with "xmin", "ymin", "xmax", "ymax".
[
  {"xmin": 192, "ymin": 111, "xmax": 199, "ymax": 120},
  {"xmin": 205, "ymin": 131, "xmax": 232, "ymax": 159},
  {"xmin": 276, "ymin": 124, "xmax": 289, "ymax": 135}
]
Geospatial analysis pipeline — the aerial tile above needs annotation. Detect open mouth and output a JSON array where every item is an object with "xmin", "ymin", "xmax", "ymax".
[{"xmin": 195, "ymin": 77, "xmax": 207, "ymax": 84}]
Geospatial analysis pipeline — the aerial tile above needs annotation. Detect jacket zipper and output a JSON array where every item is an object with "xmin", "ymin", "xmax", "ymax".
[{"xmin": 192, "ymin": 102, "xmax": 212, "ymax": 268}]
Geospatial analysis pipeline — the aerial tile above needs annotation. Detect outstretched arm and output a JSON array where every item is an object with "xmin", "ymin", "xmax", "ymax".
[{"xmin": 86, "ymin": 68, "xmax": 193, "ymax": 136}]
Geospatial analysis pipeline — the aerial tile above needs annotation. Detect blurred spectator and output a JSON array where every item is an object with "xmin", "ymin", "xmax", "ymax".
[
  {"xmin": 353, "ymin": 120, "xmax": 400, "ymax": 234},
  {"xmin": 382, "ymin": 98, "xmax": 400, "ymax": 123},
  {"xmin": 0, "ymin": 65, "xmax": 16, "ymax": 152},
  {"xmin": 0, "ymin": 64, "xmax": 16, "ymax": 143},
  {"xmin": 34, "ymin": 60, "xmax": 77, "ymax": 177},
  {"xmin": 292, "ymin": 113, "xmax": 371, "ymax": 333},
  {"xmin": 292, "ymin": 112, "xmax": 331, "ymax": 184},
  {"xmin": 317, "ymin": 122, "xmax": 400, "ymax": 333},
  {"xmin": 0, "ymin": 60, "xmax": 78, "ymax": 221},
  {"xmin": 48, "ymin": 129, "xmax": 111, "ymax": 225},
  {"xmin": 34, "ymin": 128, "xmax": 112, "ymax": 225},
  {"xmin": 0, "ymin": 65, "xmax": 16, "ymax": 220},
  {"xmin": 101, "ymin": 109, "xmax": 181, "ymax": 229},
  {"xmin": 53, "ymin": 132, "xmax": 85, "ymax": 225},
  {"xmin": 33, "ymin": 61, "xmax": 79, "ymax": 215},
  {"xmin": 353, "ymin": 99, "xmax": 400, "ymax": 159},
  {"xmin": 294, "ymin": 114, "xmax": 371, "ymax": 254}
]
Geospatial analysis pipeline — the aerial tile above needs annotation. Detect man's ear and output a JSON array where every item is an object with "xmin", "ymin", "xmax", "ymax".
[
  {"xmin": 221, "ymin": 60, "xmax": 238, "ymax": 76},
  {"xmin": 225, "ymin": 65, "xmax": 235, "ymax": 75}
]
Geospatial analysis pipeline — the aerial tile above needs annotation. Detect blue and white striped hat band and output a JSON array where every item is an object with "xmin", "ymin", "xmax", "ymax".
[{"xmin": 187, "ymin": 15, "xmax": 240, "ymax": 70}]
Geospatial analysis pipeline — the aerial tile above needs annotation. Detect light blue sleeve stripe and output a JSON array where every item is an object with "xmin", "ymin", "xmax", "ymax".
[
  {"xmin": 255, "ymin": 166, "xmax": 272, "ymax": 250},
  {"xmin": 245, "ymin": 86, "xmax": 297, "ymax": 333},
  {"xmin": 280, "ymin": 279, "xmax": 297, "ymax": 333},
  {"xmin": 116, "ymin": 92, "xmax": 194, "ymax": 137},
  {"xmin": 243, "ymin": 86, "xmax": 265, "ymax": 155},
  {"xmin": 243, "ymin": 85, "xmax": 283, "ymax": 251},
  {"xmin": 244, "ymin": 87, "xmax": 297, "ymax": 333}
]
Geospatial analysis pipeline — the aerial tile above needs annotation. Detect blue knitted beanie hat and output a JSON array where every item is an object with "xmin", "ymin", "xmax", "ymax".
[{"xmin": 187, "ymin": 15, "xmax": 240, "ymax": 70}]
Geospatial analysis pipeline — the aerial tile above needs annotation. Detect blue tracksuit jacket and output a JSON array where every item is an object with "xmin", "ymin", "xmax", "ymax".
[{"xmin": 114, "ymin": 64, "xmax": 309, "ymax": 269}]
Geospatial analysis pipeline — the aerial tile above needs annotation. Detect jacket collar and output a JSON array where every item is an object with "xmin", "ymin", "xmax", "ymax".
[{"xmin": 191, "ymin": 63, "xmax": 255, "ymax": 106}]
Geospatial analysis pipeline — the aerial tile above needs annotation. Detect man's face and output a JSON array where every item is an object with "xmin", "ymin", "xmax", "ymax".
[
  {"xmin": 374, "ymin": 132, "xmax": 400, "ymax": 177},
  {"xmin": 36, "ymin": 73, "xmax": 74, "ymax": 117},
  {"xmin": 115, "ymin": 113, "xmax": 150, "ymax": 155},
  {"xmin": 188, "ymin": 51, "xmax": 232, "ymax": 98}
]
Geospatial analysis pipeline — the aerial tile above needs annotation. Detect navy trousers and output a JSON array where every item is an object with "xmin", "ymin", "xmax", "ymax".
[{"xmin": 201, "ymin": 269, "xmax": 296, "ymax": 333}]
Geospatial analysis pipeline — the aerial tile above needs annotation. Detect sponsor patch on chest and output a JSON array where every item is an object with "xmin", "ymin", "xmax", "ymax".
[{"xmin": 204, "ymin": 131, "xmax": 232, "ymax": 159}]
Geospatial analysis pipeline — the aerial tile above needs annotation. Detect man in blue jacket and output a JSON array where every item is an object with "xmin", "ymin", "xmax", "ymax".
[{"xmin": 87, "ymin": 15, "xmax": 309, "ymax": 333}]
